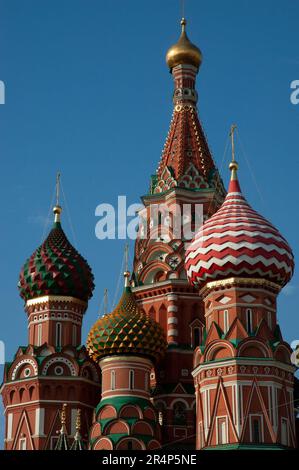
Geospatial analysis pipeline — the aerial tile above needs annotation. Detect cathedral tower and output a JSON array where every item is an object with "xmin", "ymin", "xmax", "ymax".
[
  {"xmin": 1, "ymin": 187, "xmax": 100, "ymax": 450},
  {"xmin": 87, "ymin": 273, "xmax": 167, "ymax": 450},
  {"xmin": 186, "ymin": 133, "xmax": 296, "ymax": 449},
  {"xmin": 132, "ymin": 19, "xmax": 225, "ymax": 447}
]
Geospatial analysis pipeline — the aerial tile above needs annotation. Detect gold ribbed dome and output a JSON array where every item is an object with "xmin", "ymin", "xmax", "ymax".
[{"xmin": 166, "ymin": 18, "xmax": 202, "ymax": 70}]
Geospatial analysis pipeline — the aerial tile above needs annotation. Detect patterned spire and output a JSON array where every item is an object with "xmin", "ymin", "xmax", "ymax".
[
  {"xmin": 151, "ymin": 20, "xmax": 225, "ymax": 196},
  {"xmin": 55, "ymin": 404, "xmax": 69, "ymax": 450}
]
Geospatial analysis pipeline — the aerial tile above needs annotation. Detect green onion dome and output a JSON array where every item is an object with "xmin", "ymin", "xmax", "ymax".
[
  {"xmin": 87, "ymin": 280, "xmax": 167, "ymax": 364},
  {"xmin": 19, "ymin": 206, "xmax": 95, "ymax": 302}
]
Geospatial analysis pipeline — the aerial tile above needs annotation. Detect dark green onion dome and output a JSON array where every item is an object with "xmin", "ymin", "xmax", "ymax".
[
  {"xmin": 19, "ymin": 206, "xmax": 94, "ymax": 302},
  {"xmin": 87, "ymin": 278, "xmax": 167, "ymax": 364}
]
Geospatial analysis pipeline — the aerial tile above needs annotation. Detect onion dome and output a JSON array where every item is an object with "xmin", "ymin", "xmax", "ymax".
[
  {"xmin": 87, "ymin": 273, "xmax": 167, "ymax": 364},
  {"xmin": 19, "ymin": 205, "xmax": 94, "ymax": 302},
  {"xmin": 166, "ymin": 18, "xmax": 202, "ymax": 70},
  {"xmin": 185, "ymin": 160, "xmax": 294, "ymax": 288}
]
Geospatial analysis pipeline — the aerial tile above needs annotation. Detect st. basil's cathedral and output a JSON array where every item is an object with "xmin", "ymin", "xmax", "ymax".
[{"xmin": 1, "ymin": 18, "xmax": 298, "ymax": 450}]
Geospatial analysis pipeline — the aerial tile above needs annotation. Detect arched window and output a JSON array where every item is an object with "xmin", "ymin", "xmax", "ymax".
[
  {"xmin": 72, "ymin": 324, "xmax": 77, "ymax": 346},
  {"xmin": 56, "ymin": 323, "xmax": 62, "ymax": 348},
  {"xmin": 129, "ymin": 370, "xmax": 134, "ymax": 390},
  {"xmin": 246, "ymin": 309, "xmax": 253, "ymax": 334},
  {"xmin": 111, "ymin": 370, "xmax": 116, "ymax": 390},
  {"xmin": 223, "ymin": 310, "xmax": 229, "ymax": 334},
  {"xmin": 193, "ymin": 327, "xmax": 201, "ymax": 347},
  {"xmin": 173, "ymin": 402, "xmax": 187, "ymax": 425},
  {"xmin": 37, "ymin": 323, "xmax": 42, "ymax": 346}
]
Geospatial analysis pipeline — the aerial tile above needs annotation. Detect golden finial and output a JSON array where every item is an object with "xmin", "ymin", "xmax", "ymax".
[
  {"xmin": 53, "ymin": 172, "xmax": 62, "ymax": 223},
  {"xmin": 75, "ymin": 409, "xmax": 81, "ymax": 433},
  {"xmin": 166, "ymin": 18, "xmax": 202, "ymax": 70},
  {"xmin": 103, "ymin": 288, "xmax": 108, "ymax": 315},
  {"xmin": 123, "ymin": 244, "xmax": 130, "ymax": 287},
  {"xmin": 229, "ymin": 124, "xmax": 239, "ymax": 180},
  {"xmin": 60, "ymin": 403, "xmax": 67, "ymax": 433}
]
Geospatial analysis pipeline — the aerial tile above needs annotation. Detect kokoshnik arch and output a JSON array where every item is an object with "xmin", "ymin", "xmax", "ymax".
[{"xmin": 1, "ymin": 17, "xmax": 298, "ymax": 450}]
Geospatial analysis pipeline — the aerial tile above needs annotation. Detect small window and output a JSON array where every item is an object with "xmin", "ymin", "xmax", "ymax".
[
  {"xmin": 246, "ymin": 309, "xmax": 253, "ymax": 334},
  {"xmin": 19, "ymin": 437, "xmax": 27, "ymax": 450},
  {"xmin": 253, "ymin": 419, "xmax": 261, "ymax": 443},
  {"xmin": 129, "ymin": 370, "xmax": 134, "ymax": 390},
  {"xmin": 223, "ymin": 310, "xmax": 229, "ymax": 334},
  {"xmin": 56, "ymin": 323, "xmax": 62, "ymax": 348},
  {"xmin": 37, "ymin": 323, "xmax": 42, "ymax": 347},
  {"xmin": 111, "ymin": 370, "xmax": 116, "ymax": 390},
  {"xmin": 217, "ymin": 417, "xmax": 227, "ymax": 444},
  {"xmin": 193, "ymin": 327, "xmax": 201, "ymax": 347},
  {"xmin": 251, "ymin": 416, "xmax": 262, "ymax": 443}
]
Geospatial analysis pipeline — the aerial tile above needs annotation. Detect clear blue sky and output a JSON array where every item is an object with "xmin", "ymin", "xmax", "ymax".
[{"xmin": 0, "ymin": 0, "xmax": 298, "ymax": 446}]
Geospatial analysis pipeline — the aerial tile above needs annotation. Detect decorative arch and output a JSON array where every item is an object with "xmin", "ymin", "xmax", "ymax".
[
  {"xmin": 80, "ymin": 362, "xmax": 99, "ymax": 382},
  {"xmin": 238, "ymin": 339, "xmax": 271, "ymax": 359},
  {"xmin": 147, "ymin": 439, "xmax": 161, "ymax": 450},
  {"xmin": 11, "ymin": 358, "xmax": 38, "ymax": 381},
  {"xmin": 140, "ymin": 261, "xmax": 169, "ymax": 285},
  {"xmin": 105, "ymin": 419, "xmax": 130, "ymax": 435},
  {"xmin": 119, "ymin": 405, "xmax": 142, "ymax": 419},
  {"xmin": 93, "ymin": 437, "xmax": 113, "ymax": 450},
  {"xmin": 204, "ymin": 341, "xmax": 235, "ymax": 362},
  {"xmin": 99, "ymin": 405, "xmax": 117, "ymax": 421},
  {"xmin": 115, "ymin": 437, "xmax": 145, "ymax": 450},
  {"xmin": 274, "ymin": 344, "xmax": 292, "ymax": 364},
  {"xmin": 131, "ymin": 421, "xmax": 153, "ymax": 436},
  {"xmin": 41, "ymin": 356, "xmax": 77, "ymax": 376}
]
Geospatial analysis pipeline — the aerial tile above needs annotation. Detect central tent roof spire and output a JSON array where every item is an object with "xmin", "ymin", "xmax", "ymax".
[{"xmin": 151, "ymin": 18, "xmax": 225, "ymax": 197}]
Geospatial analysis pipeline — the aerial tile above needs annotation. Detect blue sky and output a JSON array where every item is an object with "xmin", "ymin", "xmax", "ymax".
[{"xmin": 0, "ymin": 0, "xmax": 298, "ymax": 446}]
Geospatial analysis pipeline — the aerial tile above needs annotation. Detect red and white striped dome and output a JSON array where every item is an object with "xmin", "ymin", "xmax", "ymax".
[{"xmin": 185, "ymin": 168, "xmax": 294, "ymax": 288}]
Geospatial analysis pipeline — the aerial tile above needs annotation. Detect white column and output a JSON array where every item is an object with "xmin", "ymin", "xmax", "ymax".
[
  {"xmin": 35, "ymin": 408, "xmax": 45, "ymax": 437},
  {"xmin": 7, "ymin": 413, "xmax": 13, "ymax": 440}
]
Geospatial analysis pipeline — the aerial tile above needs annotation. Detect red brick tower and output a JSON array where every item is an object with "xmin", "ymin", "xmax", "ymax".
[
  {"xmin": 1, "ymin": 192, "xmax": 100, "ymax": 450},
  {"xmin": 132, "ymin": 19, "xmax": 225, "ymax": 447},
  {"xmin": 87, "ymin": 273, "xmax": 167, "ymax": 450},
  {"xmin": 186, "ymin": 136, "xmax": 296, "ymax": 449}
]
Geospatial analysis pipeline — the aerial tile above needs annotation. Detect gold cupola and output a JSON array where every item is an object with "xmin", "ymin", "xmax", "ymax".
[{"xmin": 166, "ymin": 18, "xmax": 202, "ymax": 70}]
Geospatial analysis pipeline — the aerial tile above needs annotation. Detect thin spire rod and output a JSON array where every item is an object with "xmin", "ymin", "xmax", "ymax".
[
  {"xmin": 56, "ymin": 172, "xmax": 61, "ymax": 206},
  {"xmin": 53, "ymin": 172, "xmax": 62, "ymax": 223},
  {"xmin": 229, "ymin": 124, "xmax": 239, "ymax": 181},
  {"xmin": 229, "ymin": 124, "xmax": 237, "ymax": 163},
  {"xmin": 124, "ymin": 243, "xmax": 130, "ymax": 287},
  {"xmin": 181, "ymin": 0, "xmax": 185, "ymax": 19},
  {"xmin": 103, "ymin": 288, "xmax": 108, "ymax": 315}
]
